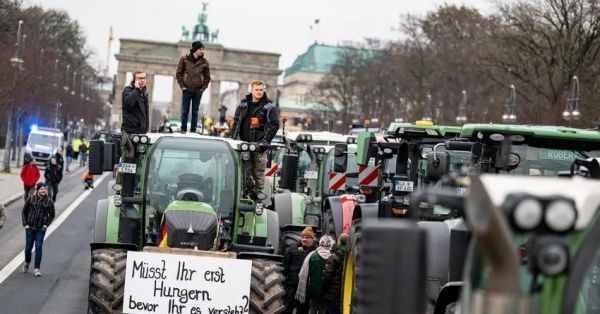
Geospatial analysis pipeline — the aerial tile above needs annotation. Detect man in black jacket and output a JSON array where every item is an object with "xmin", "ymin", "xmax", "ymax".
[
  {"xmin": 283, "ymin": 226, "xmax": 317, "ymax": 314},
  {"xmin": 176, "ymin": 41, "xmax": 211, "ymax": 133},
  {"xmin": 230, "ymin": 80, "xmax": 279, "ymax": 196},
  {"xmin": 44, "ymin": 157, "xmax": 63, "ymax": 202},
  {"xmin": 121, "ymin": 70, "xmax": 149, "ymax": 135},
  {"xmin": 22, "ymin": 182, "xmax": 55, "ymax": 277}
]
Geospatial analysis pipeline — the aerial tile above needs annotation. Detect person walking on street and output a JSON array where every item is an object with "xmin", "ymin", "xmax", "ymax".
[
  {"xmin": 296, "ymin": 235, "xmax": 334, "ymax": 314},
  {"xmin": 44, "ymin": 157, "xmax": 62, "ymax": 203},
  {"xmin": 54, "ymin": 147, "xmax": 65, "ymax": 173},
  {"xmin": 322, "ymin": 233, "xmax": 349, "ymax": 314},
  {"xmin": 218, "ymin": 104, "xmax": 227, "ymax": 126},
  {"xmin": 122, "ymin": 70, "xmax": 149, "ymax": 136},
  {"xmin": 65, "ymin": 143, "xmax": 74, "ymax": 172},
  {"xmin": 82, "ymin": 171, "xmax": 94, "ymax": 190},
  {"xmin": 176, "ymin": 41, "xmax": 211, "ymax": 134},
  {"xmin": 72, "ymin": 137, "xmax": 82, "ymax": 163},
  {"xmin": 283, "ymin": 227, "xmax": 318, "ymax": 314},
  {"xmin": 20, "ymin": 153, "xmax": 40, "ymax": 201},
  {"xmin": 0, "ymin": 203, "xmax": 6, "ymax": 229},
  {"xmin": 22, "ymin": 182, "xmax": 55, "ymax": 277},
  {"xmin": 79, "ymin": 140, "xmax": 88, "ymax": 166},
  {"xmin": 230, "ymin": 80, "xmax": 280, "ymax": 198}
]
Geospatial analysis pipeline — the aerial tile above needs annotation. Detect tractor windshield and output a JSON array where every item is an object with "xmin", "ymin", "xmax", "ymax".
[
  {"xmin": 505, "ymin": 145, "xmax": 600, "ymax": 176},
  {"xmin": 145, "ymin": 137, "xmax": 236, "ymax": 218}
]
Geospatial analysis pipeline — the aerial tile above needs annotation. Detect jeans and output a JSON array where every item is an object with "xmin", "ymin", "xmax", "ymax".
[
  {"xmin": 47, "ymin": 182, "xmax": 59, "ymax": 202},
  {"xmin": 66, "ymin": 155, "xmax": 72, "ymax": 171},
  {"xmin": 84, "ymin": 179, "xmax": 94, "ymax": 189},
  {"xmin": 24, "ymin": 186, "xmax": 34, "ymax": 201},
  {"xmin": 25, "ymin": 228, "xmax": 46, "ymax": 269},
  {"xmin": 80, "ymin": 152, "xmax": 87, "ymax": 166},
  {"xmin": 181, "ymin": 89, "xmax": 203, "ymax": 132}
]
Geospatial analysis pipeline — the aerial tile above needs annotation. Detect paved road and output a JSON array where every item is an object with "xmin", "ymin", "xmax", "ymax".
[{"xmin": 0, "ymin": 168, "xmax": 110, "ymax": 314}]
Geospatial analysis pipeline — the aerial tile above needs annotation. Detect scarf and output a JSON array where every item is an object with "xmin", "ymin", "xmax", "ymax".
[{"xmin": 295, "ymin": 247, "xmax": 332, "ymax": 303}]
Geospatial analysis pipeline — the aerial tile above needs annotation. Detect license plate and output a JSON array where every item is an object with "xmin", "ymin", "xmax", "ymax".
[
  {"xmin": 394, "ymin": 181, "xmax": 414, "ymax": 192},
  {"xmin": 303, "ymin": 171, "xmax": 318, "ymax": 180},
  {"xmin": 118, "ymin": 163, "xmax": 137, "ymax": 174}
]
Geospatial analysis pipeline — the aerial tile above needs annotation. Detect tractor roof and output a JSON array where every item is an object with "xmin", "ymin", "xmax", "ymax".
[
  {"xmin": 145, "ymin": 132, "xmax": 246, "ymax": 149},
  {"xmin": 387, "ymin": 122, "xmax": 462, "ymax": 138},
  {"xmin": 285, "ymin": 131, "xmax": 348, "ymax": 144},
  {"xmin": 460, "ymin": 124, "xmax": 600, "ymax": 142}
]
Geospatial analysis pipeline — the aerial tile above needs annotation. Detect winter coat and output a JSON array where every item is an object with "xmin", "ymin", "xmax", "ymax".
[
  {"xmin": 54, "ymin": 153, "xmax": 64, "ymax": 171},
  {"xmin": 79, "ymin": 143, "xmax": 88, "ymax": 154},
  {"xmin": 20, "ymin": 164, "xmax": 40, "ymax": 187},
  {"xmin": 66, "ymin": 144, "xmax": 74, "ymax": 157},
  {"xmin": 44, "ymin": 164, "xmax": 63, "ymax": 184},
  {"xmin": 121, "ymin": 85, "xmax": 149, "ymax": 134},
  {"xmin": 283, "ymin": 242, "xmax": 317, "ymax": 288},
  {"xmin": 296, "ymin": 247, "xmax": 332, "ymax": 303},
  {"xmin": 22, "ymin": 193, "xmax": 55, "ymax": 228},
  {"xmin": 72, "ymin": 138, "xmax": 82, "ymax": 153},
  {"xmin": 176, "ymin": 54, "xmax": 211, "ymax": 92},
  {"xmin": 230, "ymin": 93, "xmax": 279, "ymax": 144},
  {"xmin": 323, "ymin": 245, "xmax": 347, "ymax": 301}
]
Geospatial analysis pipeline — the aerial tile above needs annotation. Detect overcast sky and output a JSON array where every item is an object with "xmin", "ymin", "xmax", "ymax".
[{"xmin": 30, "ymin": 0, "xmax": 495, "ymax": 101}]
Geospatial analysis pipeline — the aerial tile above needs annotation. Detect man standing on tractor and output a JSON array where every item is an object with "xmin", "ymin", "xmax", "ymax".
[
  {"xmin": 176, "ymin": 41, "xmax": 211, "ymax": 134},
  {"xmin": 230, "ymin": 80, "xmax": 280, "ymax": 198},
  {"xmin": 122, "ymin": 70, "xmax": 149, "ymax": 135}
]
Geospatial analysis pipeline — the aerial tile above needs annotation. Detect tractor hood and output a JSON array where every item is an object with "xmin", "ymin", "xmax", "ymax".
[{"xmin": 162, "ymin": 201, "xmax": 218, "ymax": 250}]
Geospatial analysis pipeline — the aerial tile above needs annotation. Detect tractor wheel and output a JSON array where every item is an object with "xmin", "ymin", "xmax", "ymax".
[
  {"xmin": 322, "ymin": 208, "xmax": 337, "ymax": 241},
  {"xmin": 279, "ymin": 229, "xmax": 302, "ymax": 255},
  {"xmin": 341, "ymin": 219, "xmax": 362, "ymax": 314},
  {"xmin": 88, "ymin": 248, "xmax": 128, "ymax": 314},
  {"xmin": 250, "ymin": 259, "xmax": 286, "ymax": 314}
]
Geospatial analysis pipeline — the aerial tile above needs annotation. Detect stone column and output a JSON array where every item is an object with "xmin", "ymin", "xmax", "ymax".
[
  {"xmin": 114, "ymin": 71, "xmax": 127, "ymax": 127},
  {"xmin": 208, "ymin": 80, "xmax": 221, "ymax": 118},
  {"xmin": 238, "ymin": 81, "xmax": 248, "ymax": 103},
  {"xmin": 171, "ymin": 76, "xmax": 182, "ymax": 119}
]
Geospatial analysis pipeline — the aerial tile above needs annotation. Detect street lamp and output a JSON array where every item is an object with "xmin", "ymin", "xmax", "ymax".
[
  {"xmin": 64, "ymin": 64, "xmax": 70, "ymax": 91},
  {"xmin": 502, "ymin": 84, "xmax": 517, "ymax": 123},
  {"xmin": 422, "ymin": 93, "xmax": 433, "ymax": 122},
  {"xmin": 562, "ymin": 75, "xmax": 581, "ymax": 122},
  {"xmin": 456, "ymin": 90, "xmax": 468, "ymax": 124}
]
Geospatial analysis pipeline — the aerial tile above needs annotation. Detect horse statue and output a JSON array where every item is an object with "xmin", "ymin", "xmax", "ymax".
[{"xmin": 210, "ymin": 29, "xmax": 219, "ymax": 42}]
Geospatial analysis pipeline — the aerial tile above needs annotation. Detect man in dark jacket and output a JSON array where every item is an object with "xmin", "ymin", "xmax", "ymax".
[
  {"xmin": 44, "ymin": 157, "xmax": 62, "ymax": 202},
  {"xmin": 53, "ymin": 147, "xmax": 65, "ymax": 174},
  {"xmin": 176, "ymin": 41, "xmax": 211, "ymax": 133},
  {"xmin": 283, "ymin": 226, "xmax": 317, "ymax": 314},
  {"xmin": 322, "ymin": 233, "xmax": 348, "ymax": 314},
  {"xmin": 230, "ymin": 80, "xmax": 279, "ymax": 196},
  {"xmin": 121, "ymin": 70, "xmax": 149, "ymax": 135},
  {"xmin": 22, "ymin": 182, "xmax": 55, "ymax": 277}
]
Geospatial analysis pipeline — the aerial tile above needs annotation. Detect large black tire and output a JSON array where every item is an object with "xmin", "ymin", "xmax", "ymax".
[
  {"xmin": 322, "ymin": 208, "xmax": 337, "ymax": 241},
  {"xmin": 279, "ymin": 229, "xmax": 302, "ymax": 255},
  {"xmin": 88, "ymin": 248, "xmax": 128, "ymax": 314},
  {"xmin": 250, "ymin": 259, "xmax": 286, "ymax": 314},
  {"xmin": 341, "ymin": 219, "xmax": 362, "ymax": 314}
]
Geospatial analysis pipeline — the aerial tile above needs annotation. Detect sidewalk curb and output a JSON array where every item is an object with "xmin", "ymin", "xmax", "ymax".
[{"xmin": 1, "ymin": 192, "xmax": 24, "ymax": 207}]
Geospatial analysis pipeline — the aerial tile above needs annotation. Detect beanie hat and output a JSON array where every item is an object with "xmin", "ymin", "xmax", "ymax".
[
  {"xmin": 36, "ymin": 182, "xmax": 47, "ymax": 190},
  {"xmin": 319, "ymin": 235, "xmax": 334, "ymax": 250},
  {"xmin": 301, "ymin": 226, "xmax": 315, "ymax": 239},
  {"xmin": 190, "ymin": 41, "xmax": 205, "ymax": 54}
]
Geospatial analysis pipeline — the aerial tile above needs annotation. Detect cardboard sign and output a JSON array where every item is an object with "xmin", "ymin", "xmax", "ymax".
[{"xmin": 123, "ymin": 251, "xmax": 252, "ymax": 314}]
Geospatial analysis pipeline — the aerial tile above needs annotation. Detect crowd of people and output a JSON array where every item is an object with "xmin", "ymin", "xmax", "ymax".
[{"xmin": 283, "ymin": 227, "xmax": 349, "ymax": 314}]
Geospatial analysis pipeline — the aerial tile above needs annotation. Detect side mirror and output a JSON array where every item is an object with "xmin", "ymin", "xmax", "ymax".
[
  {"xmin": 334, "ymin": 144, "xmax": 348, "ymax": 173},
  {"xmin": 89, "ymin": 140, "xmax": 104, "ymax": 175},
  {"xmin": 426, "ymin": 151, "xmax": 450, "ymax": 181}
]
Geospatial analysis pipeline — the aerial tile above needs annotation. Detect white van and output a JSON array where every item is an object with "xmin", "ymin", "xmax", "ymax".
[{"xmin": 26, "ymin": 127, "xmax": 64, "ymax": 167}]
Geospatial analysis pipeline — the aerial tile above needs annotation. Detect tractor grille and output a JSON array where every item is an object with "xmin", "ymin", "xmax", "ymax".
[{"xmin": 164, "ymin": 210, "xmax": 217, "ymax": 250}]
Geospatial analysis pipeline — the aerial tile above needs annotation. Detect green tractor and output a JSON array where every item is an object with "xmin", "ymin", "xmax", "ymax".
[{"xmin": 86, "ymin": 132, "xmax": 309, "ymax": 314}]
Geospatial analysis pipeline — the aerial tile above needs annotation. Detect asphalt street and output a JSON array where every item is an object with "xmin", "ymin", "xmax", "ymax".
[{"xmin": 0, "ymin": 167, "xmax": 110, "ymax": 314}]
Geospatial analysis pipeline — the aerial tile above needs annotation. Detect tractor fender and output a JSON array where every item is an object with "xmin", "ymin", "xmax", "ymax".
[
  {"xmin": 266, "ymin": 209, "xmax": 281, "ymax": 255},
  {"xmin": 273, "ymin": 192, "xmax": 306, "ymax": 228},
  {"xmin": 94, "ymin": 199, "xmax": 109, "ymax": 243},
  {"xmin": 324, "ymin": 196, "xmax": 344, "ymax": 237},
  {"xmin": 418, "ymin": 221, "xmax": 451, "ymax": 304},
  {"xmin": 352, "ymin": 202, "xmax": 379, "ymax": 222},
  {"xmin": 433, "ymin": 281, "xmax": 463, "ymax": 314}
]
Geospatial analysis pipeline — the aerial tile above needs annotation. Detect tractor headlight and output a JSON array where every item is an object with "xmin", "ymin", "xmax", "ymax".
[
  {"xmin": 249, "ymin": 144, "xmax": 257, "ymax": 152},
  {"xmin": 132, "ymin": 135, "xmax": 140, "ymax": 143},
  {"xmin": 114, "ymin": 195, "xmax": 122, "ymax": 207},
  {"xmin": 137, "ymin": 145, "xmax": 146, "ymax": 154},
  {"xmin": 241, "ymin": 143, "xmax": 249, "ymax": 151},
  {"xmin": 112, "ymin": 184, "xmax": 122, "ymax": 192},
  {"xmin": 140, "ymin": 136, "xmax": 148, "ymax": 144},
  {"xmin": 545, "ymin": 200, "xmax": 577, "ymax": 232},
  {"xmin": 535, "ymin": 243, "xmax": 569, "ymax": 276},
  {"xmin": 513, "ymin": 199, "xmax": 543, "ymax": 230}
]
